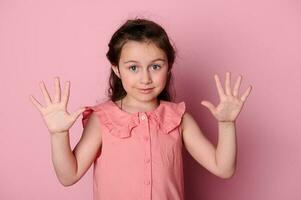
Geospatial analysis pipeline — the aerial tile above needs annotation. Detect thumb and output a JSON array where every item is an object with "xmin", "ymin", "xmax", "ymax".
[
  {"xmin": 200, "ymin": 100, "xmax": 215, "ymax": 113},
  {"xmin": 71, "ymin": 107, "xmax": 87, "ymax": 121}
]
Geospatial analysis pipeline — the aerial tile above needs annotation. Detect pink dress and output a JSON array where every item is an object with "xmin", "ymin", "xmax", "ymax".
[{"xmin": 82, "ymin": 99, "xmax": 186, "ymax": 200}]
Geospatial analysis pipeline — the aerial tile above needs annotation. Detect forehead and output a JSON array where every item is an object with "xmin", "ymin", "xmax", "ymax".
[{"xmin": 120, "ymin": 40, "xmax": 167, "ymax": 62}]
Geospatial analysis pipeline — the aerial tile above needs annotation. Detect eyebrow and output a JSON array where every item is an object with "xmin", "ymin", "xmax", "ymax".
[{"xmin": 124, "ymin": 58, "xmax": 166, "ymax": 64}]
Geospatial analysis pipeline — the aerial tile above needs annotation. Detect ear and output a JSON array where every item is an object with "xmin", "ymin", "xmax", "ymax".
[{"xmin": 111, "ymin": 65, "xmax": 121, "ymax": 79}]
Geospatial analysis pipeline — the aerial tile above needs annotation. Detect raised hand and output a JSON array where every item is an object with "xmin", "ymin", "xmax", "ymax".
[
  {"xmin": 30, "ymin": 77, "xmax": 86, "ymax": 135},
  {"xmin": 200, "ymin": 72, "xmax": 252, "ymax": 122}
]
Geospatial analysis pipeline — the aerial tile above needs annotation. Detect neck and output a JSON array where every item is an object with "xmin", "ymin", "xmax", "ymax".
[{"xmin": 120, "ymin": 96, "xmax": 159, "ymax": 113}]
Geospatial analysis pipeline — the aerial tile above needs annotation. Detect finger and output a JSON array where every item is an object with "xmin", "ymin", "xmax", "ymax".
[
  {"xmin": 201, "ymin": 100, "xmax": 216, "ymax": 114},
  {"xmin": 214, "ymin": 74, "xmax": 225, "ymax": 98},
  {"xmin": 53, "ymin": 77, "xmax": 61, "ymax": 103},
  {"xmin": 29, "ymin": 95, "xmax": 45, "ymax": 113},
  {"xmin": 39, "ymin": 81, "xmax": 52, "ymax": 105},
  {"xmin": 240, "ymin": 85, "xmax": 252, "ymax": 102},
  {"xmin": 233, "ymin": 74, "xmax": 242, "ymax": 97},
  {"xmin": 71, "ymin": 107, "xmax": 86, "ymax": 121},
  {"xmin": 225, "ymin": 72, "xmax": 232, "ymax": 96},
  {"xmin": 61, "ymin": 81, "xmax": 70, "ymax": 108}
]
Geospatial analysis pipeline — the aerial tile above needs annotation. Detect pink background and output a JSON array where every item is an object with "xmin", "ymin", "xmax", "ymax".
[{"xmin": 1, "ymin": 0, "xmax": 300, "ymax": 199}]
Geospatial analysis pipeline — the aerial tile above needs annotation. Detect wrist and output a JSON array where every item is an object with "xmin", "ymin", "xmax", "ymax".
[
  {"xmin": 50, "ymin": 130, "xmax": 69, "ymax": 136},
  {"xmin": 218, "ymin": 121, "xmax": 235, "ymax": 124}
]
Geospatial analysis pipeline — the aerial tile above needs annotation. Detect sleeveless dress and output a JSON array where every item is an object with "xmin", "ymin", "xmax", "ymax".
[{"xmin": 82, "ymin": 99, "xmax": 186, "ymax": 200}]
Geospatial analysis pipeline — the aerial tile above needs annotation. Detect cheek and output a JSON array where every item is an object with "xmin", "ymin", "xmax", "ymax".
[
  {"xmin": 120, "ymin": 73, "xmax": 136, "ymax": 89},
  {"xmin": 155, "ymin": 73, "xmax": 168, "ymax": 85}
]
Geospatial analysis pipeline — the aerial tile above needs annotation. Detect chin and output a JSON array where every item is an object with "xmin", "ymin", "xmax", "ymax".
[{"xmin": 135, "ymin": 92, "xmax": 159, "ymax": 101}]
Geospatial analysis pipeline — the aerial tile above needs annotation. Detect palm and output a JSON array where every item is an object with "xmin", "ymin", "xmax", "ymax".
[
  {"xmin": 30, "ymin": 77, "xmax": 85, "ymax": 134},
  {"xmin": 201, "ymin": 72, "xmax": 252, "ymax": 122},
  {"xmin": 42, "ymin": 104, "xmax": 75, "ymax": 133}
]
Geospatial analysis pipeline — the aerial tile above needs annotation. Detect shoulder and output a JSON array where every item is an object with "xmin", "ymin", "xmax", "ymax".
[
  {"xmin": 161, "ymin": 100, "xmax": 186, "ymax": 115},
  {"xmin": 160, "ymin": 100, "xmax": 186, "ymax": 125},
  {"xmin": 182, "ymin": 111, "xmax": 195, "ymax": 124},
  {"xmin": 161, "ymin": 100, "xmax": 187, "ymax": 136},
  {"xmin": 90, "ymin": 99, "xmax": 112, "ymax": 111},
  {"xmin": 82, "ymin": 99, "xmax": 112, "ymax": 128},
  {"xmin": 162, "ymin": 100, "xmax": 185, "ymax": 107},
  {"xmin": 84, "ymin": 112, "xmax": 101, "ymax": 131},
  {"xmin": 83, "ymin": 99, "xmax": 112, "ymax": 116},
  {"xmin": 180, "ymin": 111, "xmax": 196, "ymax": 136}
]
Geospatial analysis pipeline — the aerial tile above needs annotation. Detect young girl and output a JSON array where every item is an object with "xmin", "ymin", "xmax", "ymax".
[{"xmin": 30, "ymin": 18, "xmax": 252, "ymax": 200}]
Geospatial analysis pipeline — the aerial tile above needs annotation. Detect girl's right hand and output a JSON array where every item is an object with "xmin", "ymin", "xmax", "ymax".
[{"xmin": 30, "ymin": 77, "xmax": 86, "ymax": 135}]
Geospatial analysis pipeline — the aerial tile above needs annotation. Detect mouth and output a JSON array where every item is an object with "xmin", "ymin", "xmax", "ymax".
[{"xmin": 139, "ymin": 88, "xmax": 154, "ymax": 93}]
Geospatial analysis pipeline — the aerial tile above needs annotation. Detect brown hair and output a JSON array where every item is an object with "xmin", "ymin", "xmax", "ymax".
[{"xmin": 105, "ymin": 18, "xmax": 177, "ymax": 102}]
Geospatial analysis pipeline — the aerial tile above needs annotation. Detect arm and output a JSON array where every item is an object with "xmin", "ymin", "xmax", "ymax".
[
  {"xmin": 50, "ymin": 113, "xmax": 102, "ymax": 186},
  {"xmin": 181, "ymin": 112, "xmax": 235, "ymax": 179},
  {"xmin": 182, "ymin": 72, "xmax": 252, "ymax": 179},
  {"xmin": 216, "ymin": 121, "xmax": 236, "ymax": 178},
  {"xmin": 50, "ymin": 131, "xmax": 77, "ymax": 186},
  {"xmin": 30, "ymin": 77, "xmax": 102, "ymax": 186}
]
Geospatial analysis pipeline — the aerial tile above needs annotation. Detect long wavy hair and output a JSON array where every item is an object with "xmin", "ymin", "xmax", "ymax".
[{"xmin": 105, "ymin": 18, "xmax": 177, "ymax": 102}]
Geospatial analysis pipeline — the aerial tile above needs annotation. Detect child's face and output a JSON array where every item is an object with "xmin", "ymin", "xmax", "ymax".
[{"xmin": 112, "ymin": 40, "xmax": 169, "ymax": 102}]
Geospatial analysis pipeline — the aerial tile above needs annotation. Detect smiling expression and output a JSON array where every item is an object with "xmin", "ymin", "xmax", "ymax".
[{"xmin": 111, "ymin": 40, "xmax": 169, "ymax": 102}]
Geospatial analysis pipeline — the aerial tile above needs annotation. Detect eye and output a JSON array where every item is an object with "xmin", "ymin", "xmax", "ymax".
[
  {"xmin": 152, "ymin": 64, "xmax": 161, "ymax": 70},
  {"xmin": 129, "ymin": 65, "xmax": 138, "ymax": 72}
]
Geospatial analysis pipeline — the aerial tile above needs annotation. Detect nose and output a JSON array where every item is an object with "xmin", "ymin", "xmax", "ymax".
[{"xmin": 140, "ymin": 69, "xmax": 152, "ymax": 84}]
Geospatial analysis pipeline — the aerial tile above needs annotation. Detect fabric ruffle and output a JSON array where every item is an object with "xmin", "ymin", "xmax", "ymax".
[
  {"xmin": 152, "ymin": 101, "xmax": 186, "ymax": 135},
  {"xmin": 82, "ymin": 100, "xmax": 186, "ymax": 139}
]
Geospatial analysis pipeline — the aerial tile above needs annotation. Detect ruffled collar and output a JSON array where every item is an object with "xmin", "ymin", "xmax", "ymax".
[
  {"xmin": 108, "ymin": 99, "xmax": 164, "ymax": 117},
  {"xmin": 94, "ymin": 99, "xmax": 185, "ymax": 138}
]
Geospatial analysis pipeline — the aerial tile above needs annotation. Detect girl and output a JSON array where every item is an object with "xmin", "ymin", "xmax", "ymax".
[{"xmin": 30, "ymin": 18, "xmax": 252, "ymax": 200}]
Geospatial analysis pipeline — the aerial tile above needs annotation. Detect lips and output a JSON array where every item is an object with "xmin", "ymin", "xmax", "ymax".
[{"xmin": 139, "ymin": 88, "xmax": 154, "ymax": 93}]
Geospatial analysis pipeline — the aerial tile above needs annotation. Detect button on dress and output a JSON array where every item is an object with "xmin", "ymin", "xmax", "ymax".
[{"xmin": 82, "ymin": 99, "xmax": 186, "ymax": 200}]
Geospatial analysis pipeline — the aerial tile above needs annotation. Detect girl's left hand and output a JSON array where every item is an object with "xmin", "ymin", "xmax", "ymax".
[{"xmin": 201, "ymin": 72, "xmax": 252, "ymax": 123}]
